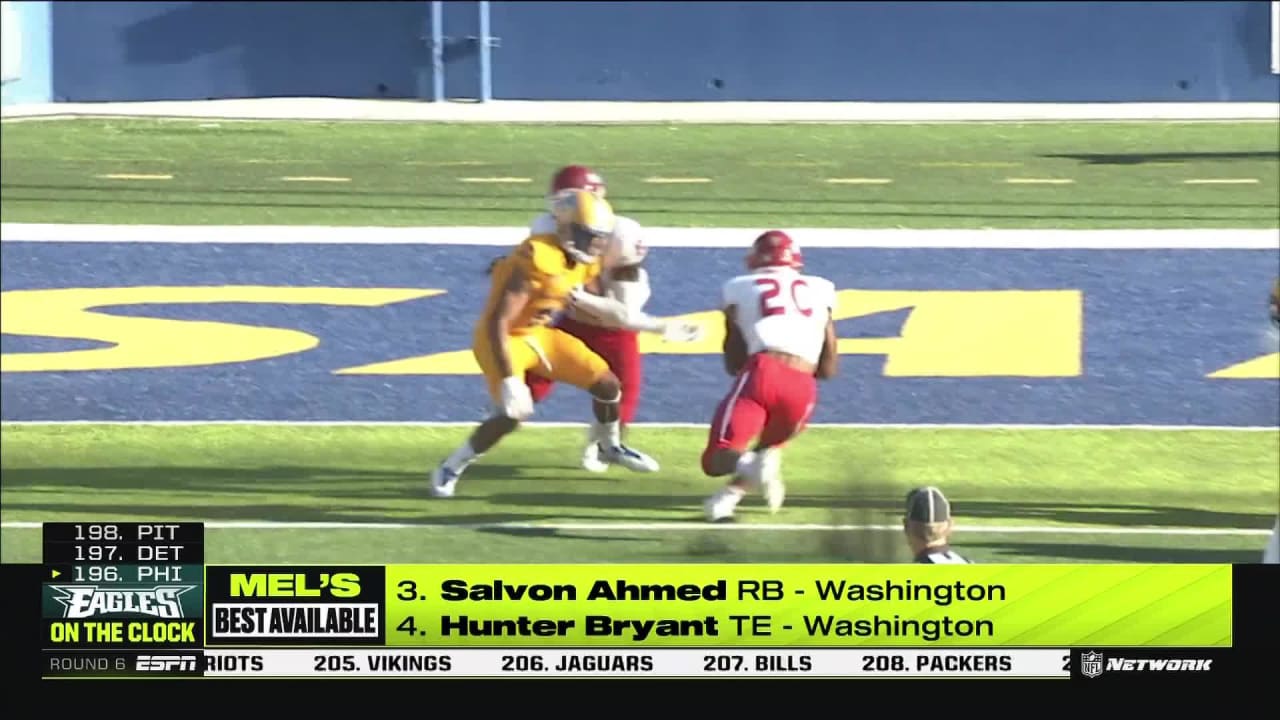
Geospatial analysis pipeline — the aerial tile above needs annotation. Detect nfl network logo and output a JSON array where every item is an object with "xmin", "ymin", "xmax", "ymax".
[{"xmin": 1080, "ymin": 651, "xmax": 1105, "ymax": 678}]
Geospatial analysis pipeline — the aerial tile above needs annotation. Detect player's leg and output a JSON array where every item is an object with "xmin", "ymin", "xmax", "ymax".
[
  {"xmin": 612, "ymin": 330, "xmax": 643, "ymax": 425},
  {"xmin": 430, "ymin": 333, "xmax": 539, "ymax": 498},
  {"xmin": 749, "ymin": 367, "xmax": 818, "ymax": 513},
  {"xmin": 700, "ymin": 366, "xmax": 769, "ymax": 521},
  {"xmin": 526, "ymin": 370, "xmax": 556, "ymax": 405},
  {"xmin": 551, "ymin": 317, "xmax": 611, "ymax": 472},
  {"xmin": 581, "ymin": 328, "xmax": 644, "ymax": 473},
  {"xmin": 543, "ymin": 328, "xmax": 658, "ymax": 473}
]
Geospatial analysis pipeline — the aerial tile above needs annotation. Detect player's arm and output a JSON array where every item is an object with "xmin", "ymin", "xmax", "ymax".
[
  {"xmin": 569, "ymin": 265, "xmax": 659, "ymax": 331},
  {"xmin": 815, "ymin": 309, "xmax": 839, "ymax": 379},
  {"xmin": 485, "ymin": 265, "xmax": 532, "ymax": 377},
  {"xmin": 569, "ymin": 266, "xmax": 699, "ymax": 339},
  {"xmin": 582, "ymin": 272, "xmax": 606, "ymax": 296},
  {"xmin": 723, "ymin": 305, "xmax": 748, "ymax": 375}
]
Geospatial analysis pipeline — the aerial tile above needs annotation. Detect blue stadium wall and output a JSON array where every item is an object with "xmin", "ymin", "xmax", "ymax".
[{"xmin": 46, "ymin": 1, "xmax": 1280, "ymax": 103}]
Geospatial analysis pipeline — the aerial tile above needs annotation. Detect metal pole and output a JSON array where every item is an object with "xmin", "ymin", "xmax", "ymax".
[
  {"xmin": 430, "ymin": 1, "xmax": 444, "ymax": 102},
  {"xmin": 478, "ymin": 0, "xmax": 492, "ymax": 102}
]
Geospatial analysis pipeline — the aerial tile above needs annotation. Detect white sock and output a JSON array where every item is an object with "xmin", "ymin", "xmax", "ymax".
[
  {"xmin": 588, "ymin": 422, "xmax": 604, "ymax": 443},
  {"xmin": 601, "ymin": 420, "xmax": 622, "ymax": 448},
  {"xmin": 734, "ymin": 451, "xmax": 758, "ymax": 477},
  {"xmin": 444, "ymin": 442, "xmax": 478, "ymax": 472}
]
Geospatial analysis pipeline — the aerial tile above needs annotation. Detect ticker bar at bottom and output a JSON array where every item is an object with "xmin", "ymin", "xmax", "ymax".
[{"xmin": 203, "ymin": 648, "xmax": 1071, "ymax": 678}]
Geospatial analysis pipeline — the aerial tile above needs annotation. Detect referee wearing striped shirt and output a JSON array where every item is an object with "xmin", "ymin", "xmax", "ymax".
[{"xmin": 904, "ymin": 486, "xmax": 970, "ymax": 564}]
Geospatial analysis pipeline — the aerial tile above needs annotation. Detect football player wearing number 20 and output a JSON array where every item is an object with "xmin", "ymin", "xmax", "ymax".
[{"xmin": 701, "ymin": 231, "xmax": 840, "ymax": 522}]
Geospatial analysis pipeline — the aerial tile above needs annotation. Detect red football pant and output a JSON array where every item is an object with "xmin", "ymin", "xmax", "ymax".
[
  {"xmin": 526, "ymin": 316, "xmax": 643, "ymax": 424},
  {"xmin": 701, "ymin": 353, "xmax": 817, "ymax": 475}
]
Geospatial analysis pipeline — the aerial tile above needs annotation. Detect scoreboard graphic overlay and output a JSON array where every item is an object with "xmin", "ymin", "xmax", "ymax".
[
  {"xmin": 42, "ymin": 521, "xmax": 204, "ymax": 677},
  {"xmin": 27, "ymin": 521, "xmax": 1269, "ymax": 681}
]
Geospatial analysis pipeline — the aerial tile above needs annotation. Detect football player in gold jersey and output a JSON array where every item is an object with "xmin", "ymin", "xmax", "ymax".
[{"xmin": 430, "ymin": 189, "xmax": 659, "ymax": 497}]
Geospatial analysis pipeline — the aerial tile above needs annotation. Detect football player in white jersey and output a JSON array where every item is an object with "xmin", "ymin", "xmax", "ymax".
[
  {"xmin": 701, "ymin": 230, "xmax": 839, "ymax": 522},
  {"xmin": 523, "ymin": 165, "xmax": 702, "ymax": 473}
]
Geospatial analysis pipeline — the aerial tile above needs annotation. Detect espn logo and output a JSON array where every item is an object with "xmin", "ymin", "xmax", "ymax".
[{"xmin": 136, "ymin": 654, "xmax": 199, "ymax": 672}]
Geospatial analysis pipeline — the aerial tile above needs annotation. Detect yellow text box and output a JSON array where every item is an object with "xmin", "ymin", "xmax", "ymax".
[{"xmin": 382, "ymin": 564, "xmax": 1230, "ymax": 647}]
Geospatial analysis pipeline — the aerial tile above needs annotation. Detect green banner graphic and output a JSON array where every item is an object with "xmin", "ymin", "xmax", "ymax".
[
  {"xmin": 43, "ymin": 565, "xmax": 204, "ymax": 620},
  {"xmin": 383, "ymin": 564, "xmax": 1231, "ymax": 647}
]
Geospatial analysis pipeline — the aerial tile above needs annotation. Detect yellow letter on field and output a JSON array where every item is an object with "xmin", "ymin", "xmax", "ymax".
[
  {"xmin": 0, "ymin": 286, "xmax": 441, "ymax": 372},
  {"xmin": 336, "ymin": 289, "xmax": 1082, "ymax": 377},
  {"xmin": 1207, "ymin": 352, "xmax": 1280, "ymax": 379},
  {"xmin": 634, "ymin": 289, "xmax": 1082, "ymax": 376},
  {"xmin": 833, "ymin": 289, "xmax": 1082, "ymax": 377}
]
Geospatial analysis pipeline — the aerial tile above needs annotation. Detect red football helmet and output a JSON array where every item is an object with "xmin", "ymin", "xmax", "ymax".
[
  {"xmin": 549, "ymin": 165, "xmax": 607, "ymax": 199},
  {"xmin": 747, "ymin": 230, "xmax": 803, "ymax": 270}
]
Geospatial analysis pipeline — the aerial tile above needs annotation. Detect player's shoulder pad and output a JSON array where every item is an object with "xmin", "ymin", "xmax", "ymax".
[
  {"xmin": 612, "ymin": 214, "xmax": 641, "ymax": 236},
  {"xmin": 808, "ymin": 274, "xmax": 838, "ymax": 306},
  {"xmin": 720, "ymin": 273, "xmax": 753, "ymax": 306},
  {"xmin": 518, "ymin": 235, "xmax": 568, "ymax": 278},
  {"xmin": 529, "ymin": 212, "xmax": 556, "ymax": 236},
  {"xmin": 604, "ymin": 215, "xmax": 647, "ymax": 268}
]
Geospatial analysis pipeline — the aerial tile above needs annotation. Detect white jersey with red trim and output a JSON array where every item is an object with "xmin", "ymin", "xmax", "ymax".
[
  {"xmin": 722, "ymin": 267, "xmax": 836, "ymax": 366},
  {"xmin": 528, "ymin": 212, "xmax": 652, "ymax": 328}
]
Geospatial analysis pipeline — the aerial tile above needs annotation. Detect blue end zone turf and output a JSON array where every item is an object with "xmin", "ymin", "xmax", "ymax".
[{"xmin": 2, "ymin": 241, "xmax": 1277, "ymax": 426}]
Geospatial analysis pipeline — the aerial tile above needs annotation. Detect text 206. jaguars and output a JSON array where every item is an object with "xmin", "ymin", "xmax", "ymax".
[{"xmin": 503, "ymin": 654, "xmax": 655, "ymax": 673}]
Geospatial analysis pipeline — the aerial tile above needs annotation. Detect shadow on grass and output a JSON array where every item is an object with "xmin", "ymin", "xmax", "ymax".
[
  {"xmin": 2, "ymin": 191, "xmax": 1272, "ymax": 224},
  {"xmin": 6, "ymin": 182, "xmax": 1277, "ymax": 209},
  {"xmin": 1041, "ymin": 151, "xmax": 1279, "ymax": 165}
]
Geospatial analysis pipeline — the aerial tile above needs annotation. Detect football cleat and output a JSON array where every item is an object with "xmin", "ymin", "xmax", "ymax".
[
  {"xmin": 600, "ymin": 444, "xmax": 660, "ymax": 473},
  {"xmin": 755, "ymin": 448, "xmax": 785, "ymax": 513},
  {"xmin": 581, "ymin": 434, "xmax": 610, "ymax": 473},
  {"xmin": 704, "ymin": 487, "xmax": 742, "ymax": 522},
  {"xmin": 429, "ymin": 464, "xmax": 461, "ymax": 498}
]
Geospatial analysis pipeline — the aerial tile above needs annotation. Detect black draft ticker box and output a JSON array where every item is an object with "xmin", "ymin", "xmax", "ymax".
[
  {"xmin": 41, "ymin": 522, "xmax": 205, "ymax": 564},
  {"xmin": 43, "ymin": 649, "xmax": 205, "ymax": 679},
  {"xmin": 205, "ymin": 566, "xmax": 387, "ymax": 646},
  {"xmin": 41, "ymin": 522, "xmax": 206, "ymax": 650}
]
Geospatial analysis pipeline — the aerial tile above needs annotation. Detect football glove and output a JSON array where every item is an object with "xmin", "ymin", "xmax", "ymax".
[
  {"xmin": 499, "ymin": 376, "xmax": 534, "ymax": 420},
  {"xmin": 661, "ymin": 320, "xmax": 704, "ymax": 343}
]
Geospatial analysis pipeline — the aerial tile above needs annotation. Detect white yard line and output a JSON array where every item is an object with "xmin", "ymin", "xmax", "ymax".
[
  {"xmin": 2, "ymin": 225, "xmax": 1277, "ymax": 249},
  {"xmin": 4, "ymin": 99, "xmax": 1278, "ymax": 124},
  {"xmin": 0, "ymin": 520, "xmax": 1269, "ymax": 536},
  {"xmin": 0, "ymin": 420, "xmax": 1275, "ymax": 431},
  {"xmin": 1183, "ymin": 178, "xmax": 1260, "ymax": 185},
  {"xmin": 95, "ymin": 173, "xmax": 173, "ymax": 180},
  {"xmin": 458, "ymin": 177, "xmax": 532, "ymax": 183}
]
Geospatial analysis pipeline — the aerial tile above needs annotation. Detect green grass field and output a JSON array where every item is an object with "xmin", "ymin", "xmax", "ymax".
[
  {"xmin": 2, "ymin": 119, "xmax": 1278, "ymax": 228},
  {"xmin": 1, "ymin": 118, "xmax": 1277, "ymax": 566},
  {"xmin": 1, "ymin": 425, "xmax": 1275, "ymax": 564}
]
